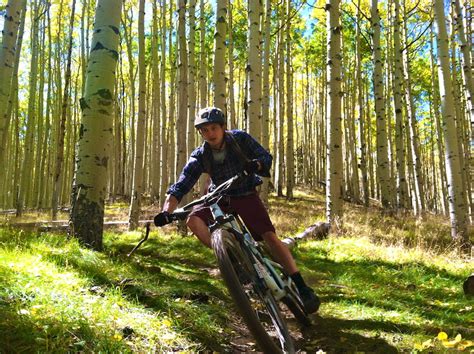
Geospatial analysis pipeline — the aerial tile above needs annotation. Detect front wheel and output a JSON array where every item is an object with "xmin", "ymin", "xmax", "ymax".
[{"xmin": 211, "ymin": 229, "xmax": 295, "ymax": 354}]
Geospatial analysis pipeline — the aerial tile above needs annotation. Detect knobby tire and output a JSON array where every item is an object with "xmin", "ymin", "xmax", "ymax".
[{"xmin": 211, "ymin": 229, "xmax": 294, "ymax": 354}]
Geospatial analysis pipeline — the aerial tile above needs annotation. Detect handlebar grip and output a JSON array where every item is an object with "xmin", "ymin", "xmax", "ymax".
[
  {"xmin": 154, "ymin": 212, "xmax": 172, "ymax": 227},
  {"xmin": 154, "ymin": 210, "xmax": 190, "ymax": 227}
]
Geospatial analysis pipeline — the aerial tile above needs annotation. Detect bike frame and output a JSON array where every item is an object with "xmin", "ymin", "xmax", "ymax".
[{"xmin": 208, "ymin": 199, "xmax": 289, "ymax": 301}]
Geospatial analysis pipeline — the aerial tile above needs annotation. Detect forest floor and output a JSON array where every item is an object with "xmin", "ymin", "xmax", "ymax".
[{"xmin": 0, "ymin": 187, "xmax": 473, "ymax": 353}]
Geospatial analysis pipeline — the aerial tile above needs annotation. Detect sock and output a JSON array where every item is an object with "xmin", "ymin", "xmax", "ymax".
[{"xmin": 290, "ymin": 271, "xmax": 308, "ymax": 291}]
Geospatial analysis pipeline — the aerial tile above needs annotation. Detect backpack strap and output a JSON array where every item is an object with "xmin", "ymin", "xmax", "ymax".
[{"xmin": 226, "ymin": 131, "xmax": 250, "ymax": 167}]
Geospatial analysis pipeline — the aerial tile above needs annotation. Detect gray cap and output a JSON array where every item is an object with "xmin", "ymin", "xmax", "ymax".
[{"xmin": 194, "ymin": 107, "xmax": 225, "ymax": 128}]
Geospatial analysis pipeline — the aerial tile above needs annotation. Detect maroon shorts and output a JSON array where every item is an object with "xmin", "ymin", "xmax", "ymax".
[{"xmin": 188, "ymin": 192, "xmax": 275, "ymax": 241}]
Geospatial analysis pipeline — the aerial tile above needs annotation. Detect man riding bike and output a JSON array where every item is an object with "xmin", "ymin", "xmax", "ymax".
[{"xmin": 155, "ymin": 106, "xmax": 320, "ymax": 314}]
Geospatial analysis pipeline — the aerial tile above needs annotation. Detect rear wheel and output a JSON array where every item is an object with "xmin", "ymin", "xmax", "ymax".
[{"xmin": 212, "ymin": 229, "xmax": 295, "ymax": 353}]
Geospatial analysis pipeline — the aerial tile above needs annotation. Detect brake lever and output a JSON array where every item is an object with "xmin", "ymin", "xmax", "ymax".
[{"xmin": 128, "ymin": 222, "xmax": 151, "ymax": 257}]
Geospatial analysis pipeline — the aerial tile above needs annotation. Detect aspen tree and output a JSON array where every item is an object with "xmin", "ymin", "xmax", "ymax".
[
  {"xmin": 168, "ymin": 2, "xmax": 177, "ymax": 181},
  {"xmin": 392, "ymin": 0, "xmax": 409, "ymax": 209},
  {"xmin": 52, "ymin": 0, "xmax": 77, "ymax": 219},
  {"xmin": 122, "ymin": 6, "xmax": 136, "ymax": 193},
  {"xmin": 228, "ymin": 0, "xmax": 236, "ymax": 128},
  {"xmin": 0, "ymin": 0, "xmax": 23, "ymax": 173},
  {"xmin": 42, "ymin": 8, "xmax": 53, "ymax": 208},
  {"xmin": 129, "ymin": 0, "xmax": 147, "ymax": 230},
  {"xmin": 449, "ymin": 9, "xmax": 471, "ymax": 219},
  {"xmin": 260, "ymin": 0, "xmax": 272, "ymax": 203},
  {"xmin": 160, "ymin": 0, "xmax": 169, "ymax": 205},
  {"xmin": 433, "ymin": 0, "xmax": 469, "ymax": 245},
  {"xmin": 247, "ymin": 0, "xmax": 262, "ymax": 139},
  {"xmin": 34, "ymin": 10, "xmax": 47, "ymax": 209},
  {"xmin": 199, "ymin": 0, "xmax": 207, "ymax": 109},
  {"xmin": 176, "ymin": 0, "xmax": 188, "ymax": 178},
  {"xmin": 430, "ymin": 27, "xmax": 448, "ymax": 214},
  {"xmin": 150, "ymin": 2, "xmax": 161, "ymax": 202},
  {"xmin": 357, "ymin": 0, "xmax": 368, "ymax": 206},
  {"xmin": 213, "ymin": 0, "xmax": 227, "ymax": 112},
  {"xmin": 80, "ymin": 0, "xmax": 89, "ymax": 95},
  {"xmin": 70, "ymin": 0, "xmax": 121, "ymax": 250},
  {"xmin": 453, "ymin": 0, "xmax": 473, "ymax": 125},
  {"xmin": 325, "ymin": 0, "xmax": 343, "ymax": 224},
  {"xmin": 18, "ymin": 0, "xmax": 41, "ymax": 214},
  {"xmin": 0, "ymin": 0, "xmax": 25, "ymax": 208},
  {"xmin": 276, "ymin": 22, "xmax": 285, "ymax": 197},
  {"xmin": 188, "ymin": 0, "xmax": 197, "ymax": 153},
  {"xmin": 285, "ymin": 0, "xmax": 294, "ymax": 199},
  {"xmin": 402, "ymin": 1, "xmax": 425, "ymax": 214}
]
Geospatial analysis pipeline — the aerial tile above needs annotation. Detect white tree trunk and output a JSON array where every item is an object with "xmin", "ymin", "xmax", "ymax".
[
  {"xmin": 392, "ymin": 0, "xmax": 409, "ymax": 209},
  {"xmin": 247, "ymin": 0, "xmax": 262, "ymax": 139},
  {"xmin": 0, "ymin": 0, "xmax": 23, "ymax": 163},
  {"xmin": 325, "ymin": 0, "xmax": 343, "ymax": 224},
  {"xmin": 260, "ymin": 0, "xmax": 271, "ymax": 203},
  {"xmin": 129, "ymin": 0, "xmax": 147, "ymax": 230},
  {"xmin": 70, "ymin": 0, "xmax": 121, "ymax": 250},
  {"xmin": 213, "ymin": 0, "xmax": 227, "ymax": 112},
  {"xmin": 188, "ymin": 0, "xmax": 197, "ymax": 154},
  {"xmin": 433, "ymin": 0, "xmax": 469, "ymax": 245},
  {"xmin": 286, "ymin": 0, "xmax": 294, "ymax": 199}
]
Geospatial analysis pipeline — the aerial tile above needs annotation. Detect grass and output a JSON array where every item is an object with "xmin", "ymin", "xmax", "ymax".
[{"xmin": 0, "ymin": 189, "xmax": 473, "ymax": 353}]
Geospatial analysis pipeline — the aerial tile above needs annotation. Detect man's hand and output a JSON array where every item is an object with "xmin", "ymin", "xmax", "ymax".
[
  {"xmin": 154, "ymin": 211, "xmax": 171, "ymax": 226},
  {"xmin": 244, "ymin": 159, "xmax": 260, "ymax": 174}
]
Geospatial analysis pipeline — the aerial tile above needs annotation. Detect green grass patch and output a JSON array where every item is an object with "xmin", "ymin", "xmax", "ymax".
[
  {"xmin": 0, "ymin": 190, "xmax": 473, "ymax": 352},
  {"xmin": 0, "ymin": 228, "xmax": 232, "ymax": 352}
]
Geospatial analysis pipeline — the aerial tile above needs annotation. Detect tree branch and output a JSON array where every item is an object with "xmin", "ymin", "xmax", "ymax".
[{"xmin": 402, "ymin": 20, "xmax": 433, "ymax": 52}]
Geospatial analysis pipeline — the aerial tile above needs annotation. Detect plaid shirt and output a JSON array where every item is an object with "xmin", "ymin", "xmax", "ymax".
[{"xmin": 167, "ymin": 130, "xmax": 272, "ymax": 202}]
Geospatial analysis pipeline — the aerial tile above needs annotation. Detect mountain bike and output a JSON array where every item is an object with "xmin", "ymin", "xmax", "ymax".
[{"xmin": 130, "ymin": 173, "xmax": 311, "ymax": 353}]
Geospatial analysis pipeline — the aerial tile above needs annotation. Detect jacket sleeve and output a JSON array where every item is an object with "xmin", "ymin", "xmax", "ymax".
[{"xmin": 167, "ymin": 152, "xmax": 204, "ymax": 202}]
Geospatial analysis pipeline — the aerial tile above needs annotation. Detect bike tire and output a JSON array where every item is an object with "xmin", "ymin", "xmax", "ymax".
[{"xmin": 211, "ymin": 229, "xmax": 295, "ymax": 354}]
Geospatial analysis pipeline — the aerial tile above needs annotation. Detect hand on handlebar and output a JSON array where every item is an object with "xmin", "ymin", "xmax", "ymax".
[
  {"xmin": 244, "ymin": 159, "xmax": 260, "ymax": 174},
  {"xmin": 154, "ymin": 211, "xmax": 171, "ymax": 226}
]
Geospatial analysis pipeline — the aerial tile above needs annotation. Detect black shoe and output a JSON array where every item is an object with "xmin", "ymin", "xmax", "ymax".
[{"xmin": 299, "ymin": 286, "xmax": 320, "ymax": 314}]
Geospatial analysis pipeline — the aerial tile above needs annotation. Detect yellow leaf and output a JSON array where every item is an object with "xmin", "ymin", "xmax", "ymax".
[
  {"xmin": 162, "ymin": 319, "xmax": 172, "ymax": 327},
  {"xmin": 454, "ymin": 333, "xmax": 462, "ymax": 342},
  {"xmin": 414, "ymin": 343, "xmax": 424, "ymax": 350},
  {"xmin": 421, "ymin": 339, "xmax": 433, "ymax": 349},
  {"xmin": 458, "ymin": 340, "xmax": 474, "ymax": 350},
  {"xmin": 437, "ymin": 332, "xmax": 448, "ymax": 341},
  {"xmin": 441, "ymin": 340, "xmax": 457, "ymax": 348}
]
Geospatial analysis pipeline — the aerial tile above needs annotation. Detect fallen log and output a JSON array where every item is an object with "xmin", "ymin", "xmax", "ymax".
[
  {"xmin": 282, "ymin": 221, "xmax": 331, "ymax": 249},
  {"xmin": 3, "ymin": 220, "xmax": 155, "ymax": 232}
]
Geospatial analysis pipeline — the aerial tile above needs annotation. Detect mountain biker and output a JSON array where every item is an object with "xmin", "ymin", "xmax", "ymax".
[{"xmin": 155, "ymin": 106, "xmax": 320, "ymax": 313}]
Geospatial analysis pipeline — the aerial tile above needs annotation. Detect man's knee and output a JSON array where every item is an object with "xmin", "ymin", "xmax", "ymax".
[
  {"xmin": 261, "ymin": 231, "xmax": 281, "ymax": 245},
  {"xmin": 186, "ymin": 215, "xmax": 204, "ymax": 230}
]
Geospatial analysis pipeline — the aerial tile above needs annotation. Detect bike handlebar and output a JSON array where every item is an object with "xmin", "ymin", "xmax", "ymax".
[
  {"xmin": 128, "ymin": 172, "xmax": 245, "ymax": 256},
  {"xmin": 159, "ymin": 172, "xmax": 245, "ymax": 225}
]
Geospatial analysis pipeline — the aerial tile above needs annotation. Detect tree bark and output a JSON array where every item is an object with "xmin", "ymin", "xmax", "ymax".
[
  {"xmin": 213, "ymin": 0, "xmax": 227, "ymax": 112},
  {"xmin": 247, "ymin": 0, "xmax": 262, "ymax": 139},
  {"xmin": 70, "ymin": 0, "xmax": 122, "ymax": 250},
  {"xmin": 129, "ymin": 0, "xmax": 147, "ymax": 230},
  {"xmin": 0, "ymin": 0, "xmax": 24, "ymax": 170},
  {"xmin": 285, "ymin": 0, "xmax": 294, "ymax": 199},
  {"xmin": 433, "ymin": 0, "xmax": 469, "ymax": 246},
  {"xmin": 392, "ymin": 0, "xmax": 409, "ymax": 210},
  {"xmin": 52, "ymin": 0, "xmax": 77, "ymax": 220},
  {"xmin": 325, "ymin": 0, "xmax": 343, "ymax": 224}
]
